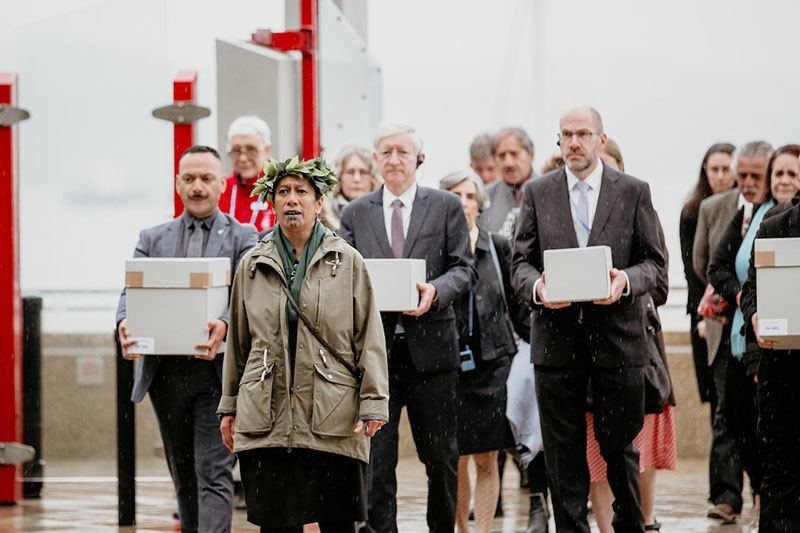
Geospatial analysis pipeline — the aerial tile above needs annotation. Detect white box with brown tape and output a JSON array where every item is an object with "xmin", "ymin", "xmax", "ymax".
[
  {"xmin": 125, "ymin": 258, "xmax": 231, "ymax": 355},
  {"xmin": 754, "ymin": 237, "xmax": 800, "ymax": 349},
  {"xmin": 364, "ymin": 258, "xmax": 426, "ymax": 312},
  {"xmin": 542, "ymin": 246, "xmax": 613, "ymax": 303}
]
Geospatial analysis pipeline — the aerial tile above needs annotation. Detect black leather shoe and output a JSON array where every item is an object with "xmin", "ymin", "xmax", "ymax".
[
  {"xmin": 527, "ymin": 492, "xmax": 549, "ymax": 533},
  {"xmin": 644, "ymin": 517, "xmax": 661, "ymax": 531}
]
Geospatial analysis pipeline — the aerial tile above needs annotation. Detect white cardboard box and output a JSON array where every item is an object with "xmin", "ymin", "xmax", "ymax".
[
  {"xmin": 364, "ymin": 258, "xmax": 426, "ymax": 311},
  {"xmin": 542, "ymin": 246, "xmax": 612, "ymax": 303},
  {"xmin": 125, "ymin": 257, "xmax": 230, "ymax": 288},
  {"xmin": 125, "ymin": 258, "xmax": 231, "ymax": 355},
  {"xmin": 754, "ymin": 237, "xmax": 800, "ymax": 349}
]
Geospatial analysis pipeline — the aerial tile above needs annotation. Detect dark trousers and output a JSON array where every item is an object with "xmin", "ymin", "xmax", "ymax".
[
  {"xmin": 367, "ymin": 337, "xmax": 459, "ymax": 533},
  {"xmin": 260, "ymin": 523, "xmax": 355, "ymax": 533},
  {"xmin": 148, "ymin": 358, "xmax": 235, "ymax": 533},
  {"xmin": 709, "ymin": 346, "xmax": 765, "ymax": 513},
  {"xmin": 535, "ymin": 342, "xmax": 645, "ymax": 533},
  {"xmin": 757, "ymin": 352, "xmax": 800, "ymax": 532}
]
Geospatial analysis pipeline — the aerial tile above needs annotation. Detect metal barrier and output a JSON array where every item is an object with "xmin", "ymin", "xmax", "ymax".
[{"xmin": 22, "ymin": 295, "xmax": 44, "ymax": 498}]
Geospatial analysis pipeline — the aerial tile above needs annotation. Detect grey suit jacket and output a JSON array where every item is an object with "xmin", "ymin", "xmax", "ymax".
[
  {"xmin": 691, "ymin": 188, "xmax": 739, "ymax": 364},
  {"xmin": 338, "ymin": 185, "xmax": 477, "ymax": 373},
  {"xmin": 511, "ymin": 164, "xmax": 665, "ymax": 367},
  {"xmin": 479, "ymin": 176, "xmax": 536, "ymax": 232},
  {"xmin": 116, "ymin": 210, "xmax": 258, "ymax": 402},
  {"xmin": 692, "ymin": 189, "xmax": 740, "ymax": 284}
]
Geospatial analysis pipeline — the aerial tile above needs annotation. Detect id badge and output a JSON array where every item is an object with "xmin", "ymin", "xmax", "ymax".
[{"xmin": 460, "ymin": 346, "xmax": 476, "ymax": 372}]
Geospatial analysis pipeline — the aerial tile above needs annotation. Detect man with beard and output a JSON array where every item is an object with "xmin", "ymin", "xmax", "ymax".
[
  {"xmin": 116, "ymin": 146, "xmax": 258, "ymax": 533},
  {"xmin": 511, "ymin": 106, "xmax": 665, "ymax": 532},
  {"xmin": 480, "ymin": 127, "xmax": 536, "ymax": 232}
]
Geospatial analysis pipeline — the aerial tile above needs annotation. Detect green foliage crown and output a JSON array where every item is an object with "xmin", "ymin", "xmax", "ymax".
[{"xmin": 251, "ymin": 156, "xmax": 338, "ymax": 202}]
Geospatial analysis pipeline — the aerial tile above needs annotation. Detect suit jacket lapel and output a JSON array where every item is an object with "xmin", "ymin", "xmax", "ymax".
[
  {"xmin": 368, "ymin": 190, "xmax": 395, "ymax": 258},
  {"xmin": 204, "ymin": 210, "xmax": 229, "ymax": 258},
  {"xmin": 164, "ymin": 217, "xmax": 182, "ymax": 256},
  {"xmin": 403, "ymin": 187, "xmax": 429, "ymax": 257},
  {"xmin": 587, "ymin": 166, "xmax": 619, "ymax": 246},
  {"xmin": 553, "ymin": 170, "xmax": 580, "ymax": 248}
]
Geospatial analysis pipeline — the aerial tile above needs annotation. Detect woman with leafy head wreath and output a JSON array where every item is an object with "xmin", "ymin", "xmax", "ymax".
[{"xmin": 218, "ymin": 156, "xmax": 389, "ymax": 533}]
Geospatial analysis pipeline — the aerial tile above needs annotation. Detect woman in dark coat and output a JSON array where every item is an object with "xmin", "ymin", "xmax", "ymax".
[
  {"xmin": 679, "ymin": 142, "xmax": 736, "ymax": 404},
  {"xmin": 439, "ymin": 170, "xmax": 530, "ymax": 533}
]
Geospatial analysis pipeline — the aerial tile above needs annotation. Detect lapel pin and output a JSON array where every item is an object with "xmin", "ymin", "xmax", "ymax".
[{"xmin": 217, "ymin": 229, "xmax": 225, "ymax": 235}]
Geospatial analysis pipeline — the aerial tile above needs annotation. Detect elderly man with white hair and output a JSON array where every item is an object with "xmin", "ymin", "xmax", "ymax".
[
  {"xmin": 218, "ymin": 115, "xmax": 276, "ymax": 233},
  {"xmin": 339, "ymin": 123, "xmax": 477, "ymax": 533}
]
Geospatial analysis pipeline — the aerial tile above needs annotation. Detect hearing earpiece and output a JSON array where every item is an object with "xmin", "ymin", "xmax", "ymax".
[{"xmin": 416, "ymin": 156, "xmax": 424, "ymax": 168}]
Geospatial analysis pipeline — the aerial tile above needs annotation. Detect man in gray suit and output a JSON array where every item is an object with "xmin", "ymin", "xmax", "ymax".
[
  {"xmin": 511, "ymin": 106, "xmax": 665, "ymax": 532},
  {"xmin": 339, "ymin": 123, "xmax": 476, "ymax": 533},
  {"xmin": 117, "ymin": 145, "xmax": 258, "ymax": 533},
  {"xmin": 479, "ymin": 127, "xmax": 536, "ymax": 232}
]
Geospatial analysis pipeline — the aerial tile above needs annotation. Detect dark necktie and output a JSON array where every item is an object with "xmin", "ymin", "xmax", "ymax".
[
  {"xmin": 391, "ymin": 199, "xmax": 405, "ymax": 258},
  {"xmin": 186, "ymin": 221, "xmax": 206, "ymax": 257},
  {"xmin": 512, "ymin": 184, "xmax": 523, "ymax": 207}
]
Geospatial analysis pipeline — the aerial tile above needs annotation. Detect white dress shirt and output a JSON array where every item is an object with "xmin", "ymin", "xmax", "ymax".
[
  {"xmin": 566, "ymin": 159, "xmax": 604, "ymax": 234},
  {"xmin": 382, "ymin": 183, "xmax": 417, "ymax": 248},
  {"xmin": 533, "ymin": 159, "xmax": 630, "ymax": 303}
]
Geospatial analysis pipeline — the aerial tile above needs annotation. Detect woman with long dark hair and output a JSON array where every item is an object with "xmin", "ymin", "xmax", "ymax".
[{"xmin": 679, "ymin": 143, "xmax": 736, "ymax": 405}]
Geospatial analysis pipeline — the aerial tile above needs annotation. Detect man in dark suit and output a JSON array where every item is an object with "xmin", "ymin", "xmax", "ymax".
[
  {"xmin": 339, "ymin": 123, "xmax": 476, "ymax": 533},
  {"xmin": 511, "ymin": 106, "xmax": 665, "ymax": 533},
  {"xmin": 116, "ymin": 145, "xmax": 258, "ymax": 533}
]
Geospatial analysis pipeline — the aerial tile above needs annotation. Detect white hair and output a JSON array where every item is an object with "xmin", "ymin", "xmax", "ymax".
[
  {"xmin": 439, "ymin": 170, "xmax": 491, "ymax": 212},
  {"xmin": 373, "ymin": 122, "xmax": 423, "ymax": 154},
  {"xmin": 226, "ymin": 116, "xmax": 271, "ymax": 151}
]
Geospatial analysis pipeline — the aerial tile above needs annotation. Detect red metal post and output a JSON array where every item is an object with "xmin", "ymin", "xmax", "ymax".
[
  {"xmin": 251, "ymin": 0, "xmax": 320, "ymax": 159},
  {"xmin": 300, "ymin": 0, "xmax": 320, "ymax": 159},
  {"xmin": 0, "ymin": 73, "xmax": 24, "ymax": 503},
  {"xmin": 172, "ymin": 71, "xmax": 197, "ymax": 218}
]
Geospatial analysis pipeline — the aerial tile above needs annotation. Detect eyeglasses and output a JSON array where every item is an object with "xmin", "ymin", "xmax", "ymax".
[
  {"xmin": 557, "ymin": 130, "xmax": 600, "ymax": 144},
  {"xmin": 228, "ymin": 147, "xmax": 262, "ymax": 159}
]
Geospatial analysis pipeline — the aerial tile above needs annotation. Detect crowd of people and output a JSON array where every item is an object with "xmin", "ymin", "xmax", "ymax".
[{"xmin": 115, "ymin": 108, "xmax": 800, "ymax": 533}]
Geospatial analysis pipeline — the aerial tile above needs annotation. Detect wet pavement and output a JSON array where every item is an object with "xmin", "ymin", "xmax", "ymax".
[{"xmin": 0, "ymin": 457, "xmax": 758, "ymax": 532}]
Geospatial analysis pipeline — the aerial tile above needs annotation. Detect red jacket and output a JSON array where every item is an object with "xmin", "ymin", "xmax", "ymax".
[{"xmin": 218, "ymin": 173, "xmax": 276, "ymax": 232}]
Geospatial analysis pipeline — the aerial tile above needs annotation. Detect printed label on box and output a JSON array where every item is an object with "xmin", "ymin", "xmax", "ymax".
[
  {"xmin": 759, "ymin": 319, "xmax": 788, "ymax": 336},
  {"xmin": 130, "ymin": 337, "xmax": 155, "ymax": 354}
]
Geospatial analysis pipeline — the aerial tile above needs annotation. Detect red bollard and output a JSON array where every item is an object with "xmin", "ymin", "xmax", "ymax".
[
  {"xmin": 0, "ymin": 72, "xmax": 25, "ymax": 503},
  {"xmin": 172, "ymin": 71, "xmax": 198, "ymax": 217}
]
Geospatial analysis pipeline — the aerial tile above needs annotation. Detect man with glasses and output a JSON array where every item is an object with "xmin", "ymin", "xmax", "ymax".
[
  {"xmin": 479, "ymin": 127, "xmax": 536, "ymax": 232},
  {"xmin": 219, "ymin": 115, "xmax": 277, "ymax": 234},
  {"xmin": 339, "ymin": 123, "xmax": 476, "ymax": 533},
  {"xmin": 511, "ymin": 106, "xmax": 665, "ymax": 532}
]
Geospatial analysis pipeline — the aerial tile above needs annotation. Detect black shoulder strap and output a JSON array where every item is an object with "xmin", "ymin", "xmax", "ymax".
[{"xmin": 277, "ymin": 275, "xmax": 363, "ymax": 383}]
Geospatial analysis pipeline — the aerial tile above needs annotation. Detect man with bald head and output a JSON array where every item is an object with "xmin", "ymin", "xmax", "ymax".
[{"xmin": 511, "ymin": 107, "xmax": 665, "ymax": 532}]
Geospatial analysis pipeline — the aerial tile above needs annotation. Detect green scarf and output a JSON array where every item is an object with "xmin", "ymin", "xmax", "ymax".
[{"xmin": 274, "ymin": 220, "xmax": 327, "ymax": 322}]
